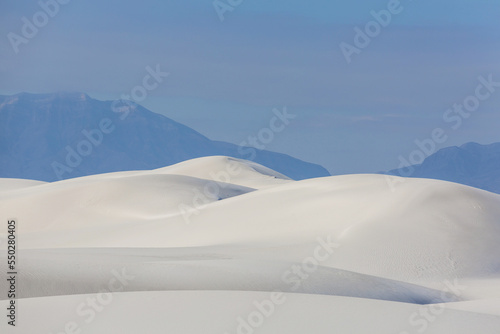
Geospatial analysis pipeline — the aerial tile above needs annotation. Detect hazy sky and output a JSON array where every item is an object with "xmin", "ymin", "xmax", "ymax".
[{"xmin": 1, "ymin": 0, "xmax": 500, "ymax": 174}]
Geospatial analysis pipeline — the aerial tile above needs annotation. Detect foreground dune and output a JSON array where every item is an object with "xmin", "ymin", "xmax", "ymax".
[{"xmin": 3, "ymin": 291, "xmax": 500, "ymax": 334}]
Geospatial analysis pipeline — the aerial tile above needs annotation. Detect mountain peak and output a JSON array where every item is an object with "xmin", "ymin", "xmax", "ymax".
[{"xmin": 0, "ymin": 92, "xmax": 330, "ymax": 182}]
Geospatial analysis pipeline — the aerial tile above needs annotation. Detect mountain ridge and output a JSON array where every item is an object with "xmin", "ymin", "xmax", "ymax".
[
  {"xmin": 383, "ymin": 141, "xmax": 500, "ymax": 194},
  {"xmin": 0, "ymin": 92, "xmax": 330, "ymax": 182}
]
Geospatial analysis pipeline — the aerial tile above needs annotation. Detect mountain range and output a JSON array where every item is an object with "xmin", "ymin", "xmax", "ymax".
[
  {"xmin": 2, "ymin": 92, "xmax": 499, "ymax": 195},
  {"xmin": 0, "ymin": 92, "xmax": 329, "ymax": 182},
  {"xmin": 384, "ymin": 142, "xmax": 500, "ymax": 194}
]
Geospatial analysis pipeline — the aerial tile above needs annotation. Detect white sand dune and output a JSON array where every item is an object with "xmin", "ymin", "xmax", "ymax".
[
  {"xmin": 0, "ymin": 156, "xmax": 499, "ymax": 333},
  {"xmin": 0, "ymin": 178, "xmax": 46, "ymax": 192},
  {"xmin": 3, "ymin": 247, "xmax": 460, "ymax": 305},
  {"xmin": 154, "ymin": 156, "xmax": 293, "ymax": 189},
  {"xmin": 2, "ymin": 291, "xmax": 500, "ymax": 334}
]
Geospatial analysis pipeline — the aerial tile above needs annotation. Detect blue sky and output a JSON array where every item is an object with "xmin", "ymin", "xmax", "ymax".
[{"xmin": 1, "ymin": 0, "xmax": 500, "ymax": 174}]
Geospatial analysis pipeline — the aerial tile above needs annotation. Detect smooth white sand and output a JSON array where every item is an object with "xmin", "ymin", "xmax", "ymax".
[{"xmin": 1, "ymin": 156, "xmax": 499, "ymax": 333}]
